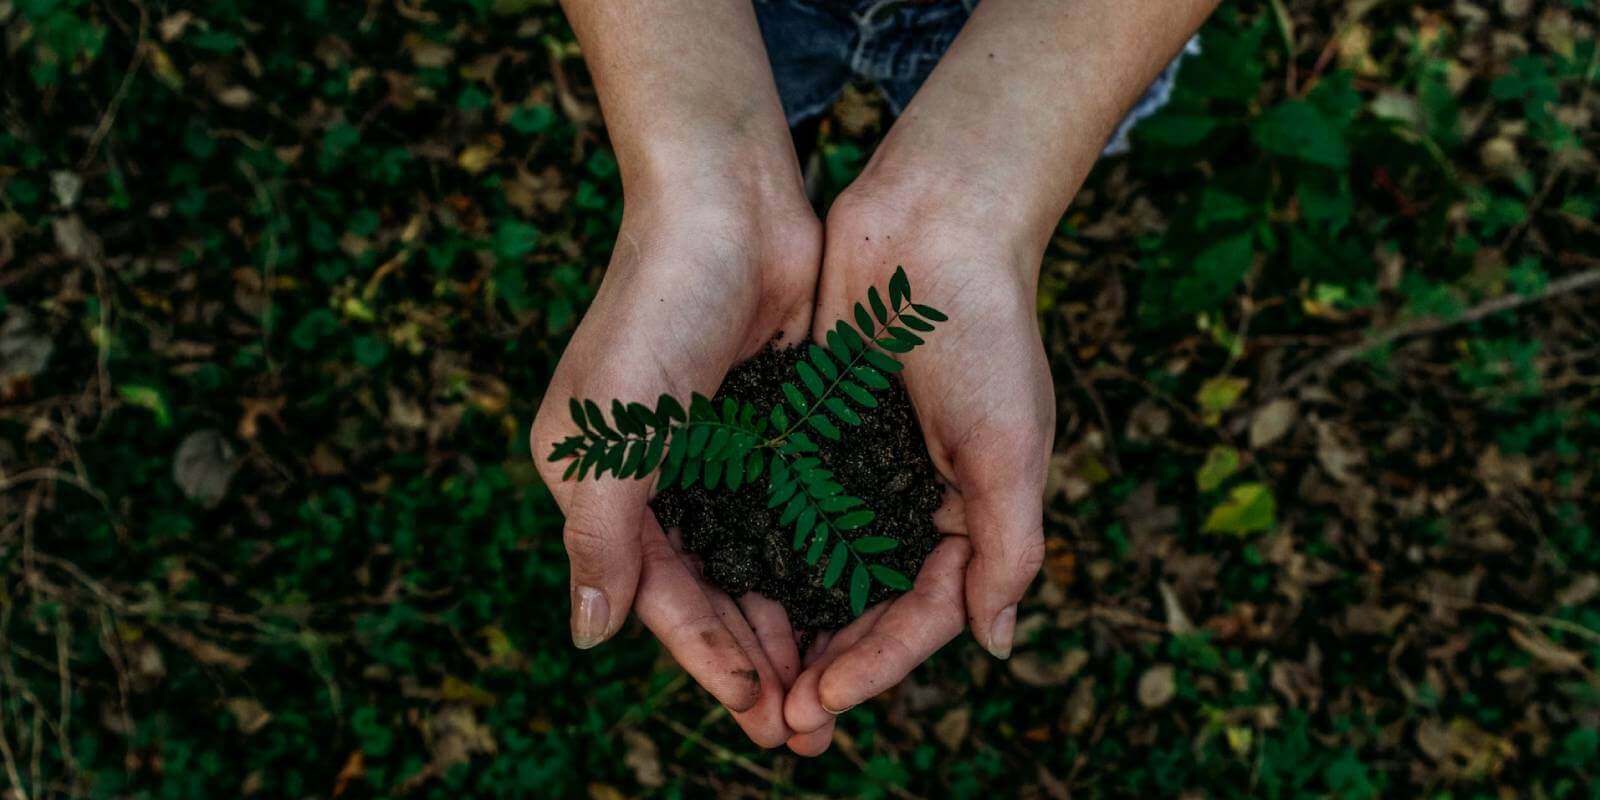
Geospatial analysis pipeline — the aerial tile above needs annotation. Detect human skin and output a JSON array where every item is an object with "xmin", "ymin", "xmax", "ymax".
[
  {"xmin": 538, "ymin": 0, "xmax": 1218, "ymax": 756},
  {"xmin": 530, "ymin": 0, "xmax": 820, "ymax": 747},
  {"xmin": 782, "ymin": 0, "xmax": 1221, "ymax": 755}
]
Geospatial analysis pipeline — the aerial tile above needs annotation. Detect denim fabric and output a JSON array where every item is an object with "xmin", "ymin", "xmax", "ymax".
[{"xmin": 754, "ymin": 0, "xmax": 1200, "ymax": 155}]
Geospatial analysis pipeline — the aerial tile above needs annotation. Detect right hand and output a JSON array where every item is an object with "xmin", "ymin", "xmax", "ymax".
[{"xmin": 530, "ymin": 184, "xmax": 821, "ymax": 747}]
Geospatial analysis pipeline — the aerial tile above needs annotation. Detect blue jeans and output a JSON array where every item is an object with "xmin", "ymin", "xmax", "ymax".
[{"xmin": 755, "ymin": 0, "xmax": 1197, "ymax": 155}]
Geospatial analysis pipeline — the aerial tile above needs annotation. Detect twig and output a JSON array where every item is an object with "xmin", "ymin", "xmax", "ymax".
[
  {"xmin": 78, "ymin": 3, "xmax": 148, "ymax": 170},
  {"xmin": 1279, "ymin": 267, "xmax": 1600, "ymax": 393},
  {"xmin": 653, "ymin": 713, "xmax": 791, "ymax": 789}
]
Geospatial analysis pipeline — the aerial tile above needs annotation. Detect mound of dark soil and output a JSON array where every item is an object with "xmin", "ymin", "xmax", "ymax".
[{"xmin": 652, "ymin": 346, "xmax": 943, "ymax": 630}]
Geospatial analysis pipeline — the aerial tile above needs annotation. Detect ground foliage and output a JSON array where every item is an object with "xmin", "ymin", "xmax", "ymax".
[{"xmin": 1, "ymin": 0, "xmax": 1597, "ymax": 797}]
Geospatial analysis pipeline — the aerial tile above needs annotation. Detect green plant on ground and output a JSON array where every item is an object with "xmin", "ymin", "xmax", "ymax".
[{"xmin": 546, "ymin": 267, "xmax": 946, "ymax": 615}]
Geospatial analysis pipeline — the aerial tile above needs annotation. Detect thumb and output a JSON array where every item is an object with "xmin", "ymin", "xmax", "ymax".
[
  {"xmin": 958, "ymin": 435, "xmax": 1047, "ymax": 660},
  {"xmin": 561, "ymin": 477, "xmax": 649, "ymax": 649}
]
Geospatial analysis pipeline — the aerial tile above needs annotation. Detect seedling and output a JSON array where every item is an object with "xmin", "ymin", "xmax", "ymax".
[{"xmin": 547, "ymin": 267, "xmax": 946, "ymax": 616}]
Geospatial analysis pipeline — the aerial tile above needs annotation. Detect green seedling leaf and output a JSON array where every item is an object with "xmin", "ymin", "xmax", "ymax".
[
  {"xmin": 852, "ymin": 536, "xmax": 898, "ymax": 554},
  {"xmin": 796, "ymin": 361, "xmax": 825, "ymax": 398},
  {"xmin": 808, "ymin": 344, "xmax": 838, "ymax": 380},
  {"xmin": 823, "ymin": 541, "xmax": 849, "ymax": 588},
  {"xmin": 868, "ymin": 565, "xmax": 912, "ymax": 590},
  {"xmin": 849, "ymin": 564, "xmax": 870, "ymax": 615},
  {"xmin": 835, "ymin": 509, "xmax": 875, "ymax": 530}
]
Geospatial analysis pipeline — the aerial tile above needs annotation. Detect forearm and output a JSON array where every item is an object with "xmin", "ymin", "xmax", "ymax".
[
  {"xmin": 560, "ymin": 0, "xmax": 803, "ymax": 202},
  {"xmin": 859, "ymin": 0, "xmax": 1218, "ymax": 254}
]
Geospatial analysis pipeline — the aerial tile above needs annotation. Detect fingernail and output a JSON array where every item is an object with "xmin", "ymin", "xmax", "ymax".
[
  {"xmin": 822, "ymin": 700, "xmax": 856, "ymax": 716},
  {"xmin": 986, "ymin": 604, "xmax": 1016, "ymax": 660},
  {"xmin": 571, "ymin": 585, "xmax": 609, "ymax": 649}
]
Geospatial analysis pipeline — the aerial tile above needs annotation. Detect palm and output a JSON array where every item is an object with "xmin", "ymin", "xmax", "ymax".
[
  {"xmin": 532, "ymin": 205, "xmax": 819, "ymax": 747},
  {"xmin": 783, "ymin": 208, "xmax": 1053, "ymax": 755}
]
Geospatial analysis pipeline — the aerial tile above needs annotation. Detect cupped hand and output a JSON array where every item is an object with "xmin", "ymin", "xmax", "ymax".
[
  {"xmin": 530, "ymin": 188, "xmax": 820, "ymax": 747},
  {"xmin": 782, "ymin": 179, "xmax": 1054, "ymax": 754}
]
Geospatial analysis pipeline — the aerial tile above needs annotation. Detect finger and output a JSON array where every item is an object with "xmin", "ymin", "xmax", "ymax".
[
  {"xmin": 561, "ymin": 478, "xmax": 651, "ymax": 649},
  {"xmin": 783, "ymin": 604, "xmax": 890, "ymax": 735},
  {"xmin": 958, "ymin": 460, "xmax": 1046, "ymax": 660},
  {"xmin": 635, "ymin": 521, "xmax": 762, "ymax": 712},
  {"xmin": 816, "ymin": 537, "xmax": 971, "ymax": 714},
  {"xmin": 802, "ymin": 631, "xmax": 835, "ymax": 669},
  {"xmin": 707, "ymin": 591, "xmax": 792, "ymax": 748},
  {"xmin": 786, "ymin": 722, "xmax": 835, "ymax": 757},
  {"xmin": 738, "ymin": 593, "xmax": 801, "ymax": 688}
]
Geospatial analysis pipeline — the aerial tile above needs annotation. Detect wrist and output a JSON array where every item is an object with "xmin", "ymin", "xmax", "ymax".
[{"xmin": 849, "ymin": 140, "xmax": 1066, "ymax": 266}]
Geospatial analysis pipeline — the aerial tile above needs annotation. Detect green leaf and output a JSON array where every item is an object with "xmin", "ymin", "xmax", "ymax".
[
  {"xmin": 795, "ymin": 361, "xmax": 825, "ymax": 398},
  {"xmin": 620, "ymin": 440, "xmax": 646, "ymax": 476},
  {"xmin": 819, "ymin": 494, "xmax": 863, "ymax": 512},
  {"xmin": 797, "ymin": 507, "xmax": 817, "ymax": 543},
  {"xmin": 613, "ymin": 400, "xmax": 643, "ymax": 436},
  {"xmin": 569, "ymin": 398, "xmax": 588, "ymax": 433},
  {"xmin": 1196, "ymin": 445, "xmax": 1242, "ymax": 492},
  {"xmin": 725, "ymin": 450, "xmax": 745, "ymax": 490},
  {"xmin": 826, "ymin": 329, "xmax": 847, "ymax": 358},
  {"xmin": 584, "ymin": 400, "xmax": 618, "ymax": 440},
  {"xmin": 835, "ymin": 509, "xmax": 875, "ymax": 530},
  {"xmin": 849, "ymin": 564, "xmax": 870, "ymax": 616},
  {"xmin": 782, "ymin": 382, "xmax": 809, "ymax": 414},
  {"xmin": 781, "ymin": 494, "xmax": 806, "ymax": 528},
  {"xmin": 808, "ymin": 345, "xmax": 838, "ymax": 380},
  {"xmin": 702, "ymin": 457, "xmax": 724, "ymax": 490},
  {"xmin": 853, "ymin": 536, "xmax": 898, "ymax": 554},
  {"xmin": 852, "ymin": 366, "xmax": 890, "ymax": 389},
  {"xmin": 1251, "ymin": 100, "xmax": 1350, "ymax": 169},
  {"xmin": 659, "ymin": 431, "xmax": 685, "ymax": 485},
  {"xmin": 1202, "ymin": 482, "xmax": 1277, "ymax": 535},
  {"xmin": 837, "ymin": 320, "xmax": 866, "ymax": 352},
  {"xmin": 878, "ymin": 335, "xmax": 913, "ymax": 354},
  {"xmin": 868, "ymin": 565, "xmax": 912, "ymax": 590},
  {"xmin": 1197, "ymin": 375, "xmax": 1249, "ymax": 426},
  {"xmin": 655, "ymin": 393, "xmax": 685, "ymax": 423},
  {"xmin": 704, "ymin": 428, "xmax": 731, "ymax": 460},
  {"xmin": 889, "ymin": 266, "xmax": 910, "ymax": 307},
  {"xmin": 688, "ymin": 425, "xmax": 711, "ymax": 456},
  {"xmin": 854, "ymin": 303, "xmax": 875, "ymax": 336},
  {"xmin": 807, "ymin": 415, "xmax": 841, "ymax": 441},
  {"xmin": 838, "ymin": 381, "xmax": 878, "ymax": 408},
  {"xmin": 768, "ymin": 478, "xmax": 799, "ymax": 508},
  {"xmin": 787, "ymin": 432, "xmax": 819, "ymax": 453},
  {"xmin": 823, "ymin": 541, "xmax": 849, "ymax": 588},
  {"xmin": 562, "ymin": 459, "xmax": 580, "ymax": 481},
  {"xmin": 806, "ymin": 525, "xmax": 828, "ymax": 565},
  {"xmin": 862, "ymin": 349, "xmax": 902, "ymax": 373},
  {"xmin": 868, "ymin": 287, "xmax": 889, "ymax": 323},
  {"xmin": 887, "ymin": 326, "xmax": 923, "ymax": 347},
  {"xmin": 680, "ymin": 457, "xmax": 700, "ymax": 489},
  {"xmin": 626, "ymin": 402, "xmax": 657, "ymax": 430},
  {"xmin": 824, "ymin": 397, "xmax": 861, "ymax": 426},
  {"xmin": 911, "ymin": 303, "xmax": 947, "ymax": 322},
  {"xmin": 547, "ymin": 436, "xmax": 584, "ymax": 462},
  {"xmin": 900, "ymin": 314, "xmax": 934, "ymax": 333},
  {"xmin": 770, "ymin": 405, "xmax": 789, "ymax": 430},
  {"xmin": 690, "ymin": 393, "xmax": 716, "ymax": 421},
  {"xmin": 639, "ymin": 434, "xmax": 665, "ymax": 477}
]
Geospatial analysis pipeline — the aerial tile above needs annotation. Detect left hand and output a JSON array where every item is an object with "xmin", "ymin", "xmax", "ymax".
[{"xmin": 781, "ymin": 176, "xmax": 1055, "ymax": 754}]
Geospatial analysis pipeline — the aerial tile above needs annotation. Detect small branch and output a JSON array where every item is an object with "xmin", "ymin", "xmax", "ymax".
[
  {"xmin": 777, "ymin": 305, "xmax": 913, "ymax": 443},
  {"xmin": 1279, "ymin": 267, "xmax": 1600, "ymax": 393}
]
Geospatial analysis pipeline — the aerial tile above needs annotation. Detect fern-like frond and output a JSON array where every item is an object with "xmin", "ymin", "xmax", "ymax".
[{"xmin": 545, "ymin": 265, "xmax": 941, "ymax": 617}]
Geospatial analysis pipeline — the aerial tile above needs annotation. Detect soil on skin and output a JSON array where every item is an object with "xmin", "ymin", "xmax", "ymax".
[{"xmin": 651, "ymin": 346, "xmax": 944, "ymax": 630}]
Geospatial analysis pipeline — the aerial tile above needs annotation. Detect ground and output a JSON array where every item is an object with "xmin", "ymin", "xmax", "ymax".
[{"xmin": 0, "ymin": 0, "xmax": 1597, "ymax": 798}]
